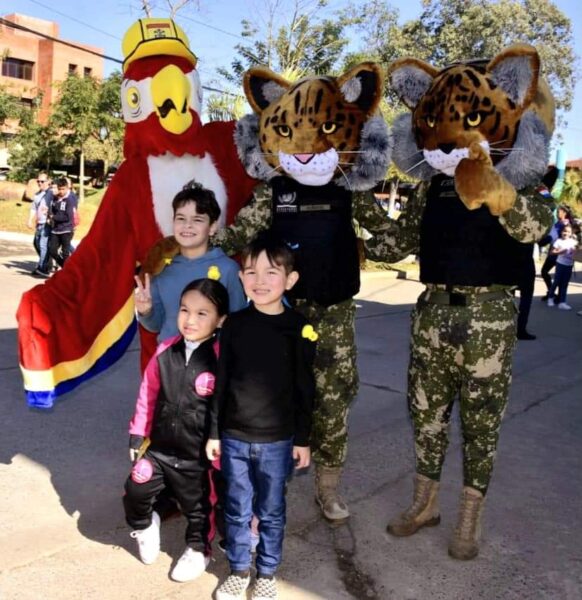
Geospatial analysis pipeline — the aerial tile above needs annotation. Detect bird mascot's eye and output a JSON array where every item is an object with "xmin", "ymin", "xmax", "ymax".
[
  {"xmin": 425, "ymin": 115, "xmax": 436, "ymax": 128},
  {"xmin": 320, "ymin": 121, "xmax": 337, "ymax": 134},
  {"xmin": 465, "ymin": 112, "xmax": 482, "ymax": 127},
  {"xmin": 275, "ymin": 125, "xmax": 291, "ymax": 138},
  {"xmin": 126, "ymin": 87, "xmax": 140, "ymax": 109}
]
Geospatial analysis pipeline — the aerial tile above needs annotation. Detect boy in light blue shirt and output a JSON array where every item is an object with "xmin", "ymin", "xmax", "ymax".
[{"xmin": 135, "ymin": 182, "xmax": 246, "ymax": 341}]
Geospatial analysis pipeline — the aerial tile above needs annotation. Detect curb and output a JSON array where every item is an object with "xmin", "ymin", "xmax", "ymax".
[{"xmin": 0, "ymin": 230, "xmax": 33, "ymax": 243}]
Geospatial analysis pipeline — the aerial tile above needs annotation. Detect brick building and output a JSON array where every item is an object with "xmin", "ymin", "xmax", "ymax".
[{"xmin": 0, "ymin": 13, "xmax": 104, "ymax": 130}]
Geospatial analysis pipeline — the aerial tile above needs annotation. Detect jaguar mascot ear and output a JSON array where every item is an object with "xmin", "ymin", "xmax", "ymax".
[
  {"xmin": 387, "ymin": 44, "xmax": 554, "ymax": 214},
  {"xmin": 236, "ymin": 62, "xmax": 390, "ymax": 190},
  {"xmin": 244, "ymin": 68, "xmax": 290, "ymax": 113}
]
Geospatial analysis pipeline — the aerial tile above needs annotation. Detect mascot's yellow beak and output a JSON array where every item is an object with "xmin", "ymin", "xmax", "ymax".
[{"xmin": 151, "ymin": 64, "xmax": 193, "ymax": 135}]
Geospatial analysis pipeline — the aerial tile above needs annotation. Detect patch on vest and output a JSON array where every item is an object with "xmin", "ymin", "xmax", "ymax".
[
  {"xmin": 194, "ymin": 372, "xmax": 216, "ymax": 396},
  {"xmin": 276, "ymin": 192, "xmax": 298, "ymax": 213},
  {"xmin": 300, "ymin": 203, "xmax": 331, "ymax": 212},
  {"xmin": 131, "ymin": 458, "xmax": 154, "ymax": 484}
]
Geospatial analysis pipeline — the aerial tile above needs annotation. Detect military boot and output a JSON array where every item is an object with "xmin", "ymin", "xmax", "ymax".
[
  {"xmin": 315, "ymin": 465, "xmax": 350, "ymax": 523},
  {"xmin": 448, "ymin": 486, "xmax": 484, "ymax": 560},
  {"xmin": 386, "ymin": 474, "xmax": 440, "ymax": 536}
]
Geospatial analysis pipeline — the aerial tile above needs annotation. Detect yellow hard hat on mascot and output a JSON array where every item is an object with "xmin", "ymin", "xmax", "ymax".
[{"xmin": 122, "ymin": 18, "xmax": 197, "ymax": 72}]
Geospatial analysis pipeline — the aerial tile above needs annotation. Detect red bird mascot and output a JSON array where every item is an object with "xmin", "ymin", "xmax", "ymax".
[{"xmin": 17, "ymin": 18, "xmax": 256, "ymax": 408}]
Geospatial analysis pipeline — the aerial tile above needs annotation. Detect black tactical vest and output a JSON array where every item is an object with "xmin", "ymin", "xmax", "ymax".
[
  {"xmin": 419, "ymin": 175, "xmax": 524, "ymax": 287},
  {"xmin": 269, "ymin": 176, "xmax": 359, "ymax": 307}
]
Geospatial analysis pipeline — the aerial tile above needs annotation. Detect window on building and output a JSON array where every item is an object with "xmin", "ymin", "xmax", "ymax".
[
  {"xmin": 83, "ymin": 67, "xmax": 93, "ymax": 78},
  {"xmin": 1, "ymin": 58, "xmax": 34, "ymax": 81},
  {"xmin": 68, "ymin": 64, "xmax": 78, "ymax": 75}
]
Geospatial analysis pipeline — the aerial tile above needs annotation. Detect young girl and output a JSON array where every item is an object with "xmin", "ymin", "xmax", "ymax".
[
  {"xmin": 547, "ymin": 224, "xmax": 578, "ymax": 310},
  {"xmin": 123, "ymin": 278, "xmax": 228, "ymax": 582}
]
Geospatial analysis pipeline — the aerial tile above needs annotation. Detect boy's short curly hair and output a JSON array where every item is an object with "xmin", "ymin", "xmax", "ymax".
[{"xmin": 172, "ymin": 180, "xmax": 221, "ymax": 224}]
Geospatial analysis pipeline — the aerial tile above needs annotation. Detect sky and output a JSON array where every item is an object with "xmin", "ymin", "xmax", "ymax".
[{"xmin": 3, "ymin": 0, "xmax": 581, "ymax": 161}]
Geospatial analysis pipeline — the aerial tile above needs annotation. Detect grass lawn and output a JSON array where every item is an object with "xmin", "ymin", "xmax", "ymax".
[{"xmin": 0, "ymin": 187, "xmax": 105, "ymax": 239}]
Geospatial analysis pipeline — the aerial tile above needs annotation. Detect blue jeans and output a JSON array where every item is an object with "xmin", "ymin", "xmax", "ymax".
[
  {"xmin": 33, "ymin": 224, "xmax": 51, "ymax": 272},
  {"xmin": 549, "ymin": 263, "xmax": 573, "ymax": 304},
  {"xmin": 221, "ymin": 436, "xmax": 293, "ymax": 576}
]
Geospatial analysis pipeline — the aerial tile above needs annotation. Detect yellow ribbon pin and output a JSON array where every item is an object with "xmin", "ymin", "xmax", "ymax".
[
  {"xmin": 302, "ymin": 324, "xmax": 318, "ymax": 342},
  {"xmin": 207, "ymin": 265, "xmax": 221, "ymax": 280}
]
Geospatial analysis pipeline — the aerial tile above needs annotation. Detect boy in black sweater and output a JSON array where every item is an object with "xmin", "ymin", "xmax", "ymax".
[{"xmin": 207, "ymin": 234, "xmax": 316, "ymax": 600}]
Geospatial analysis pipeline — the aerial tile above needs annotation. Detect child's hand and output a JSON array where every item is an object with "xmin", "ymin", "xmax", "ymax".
[
  {"xmin": 129, "ymin": 434, "xmax": 145, "ymax": 463},
  {"xmin": 134, "ymin": 274, "xmax": 153, "ymax": 315},
  {"xmin": 206, "ymin": 439, "xmax": 221, "ymax": 461},
  {"xmin": 293, "ymin": 446, "xmax": 311, "ymax": 469}
]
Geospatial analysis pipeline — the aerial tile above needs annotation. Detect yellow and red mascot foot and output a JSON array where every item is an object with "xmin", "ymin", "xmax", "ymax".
[{"xmin": 17, "ymin": 19, "xmax": 256, "ymax": 408}]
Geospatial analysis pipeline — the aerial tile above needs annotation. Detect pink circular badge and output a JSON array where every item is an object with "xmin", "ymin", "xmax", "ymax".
[
  {"xmin": 195, "ymin": 372, "xmax": 216, "ymax": 396},
  {"xmin": 131, "ymin": 458, "xmax": 153, "ymax": 484}
]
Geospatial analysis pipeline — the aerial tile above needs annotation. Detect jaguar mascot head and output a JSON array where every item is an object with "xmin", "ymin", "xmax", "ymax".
[
  {"xmin": 235, "ymin": 62, "xmax": 391, "ymax": 190},
  {"xmin": 388, "ymin": 44, "xmax": 554, "ymax": 197}
]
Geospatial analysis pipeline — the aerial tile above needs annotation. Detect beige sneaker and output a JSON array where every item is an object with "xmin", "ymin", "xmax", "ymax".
[
  {"xmin": 387, "ymin": 474, "xmax": 440, "ymax": 536},
  {"xmin": 252, "ymin": 576, "xmax": 278, "ymax": 600},
  {"xmin": 216, "ymin": 572, "xmax": 251, "ymax": 600},
  {"xmin": 448, "ymin": 486, "xmax": 484, "ymax": 560}
]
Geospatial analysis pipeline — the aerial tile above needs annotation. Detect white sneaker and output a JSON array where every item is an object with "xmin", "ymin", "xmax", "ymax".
[
  {"xmin": 130, "ymin": 511, "xmax": 160, "ymax": 564},
  {"xmin": 558, "ymin": 302, "xmax": 572, "ymax": 311},
  {"xmin": 547, "ymin": 299, "xmax": 555, "ymax": 307},
  {"xmin": 170, "ymin": 546, "xmax": 209, "ymax": 582},
  {"xmin": 252, "ymin": 576, "xmax": 278, "ymax": 600},
  {"xmin": 216, "ymin": 573, "xmax": 251, "ymax": 600}
]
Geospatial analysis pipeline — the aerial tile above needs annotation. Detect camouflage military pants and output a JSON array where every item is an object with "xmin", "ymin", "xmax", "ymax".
[
  {"xmin": 294, "ymin": 299, "xmax": 358, "ymax": 468},
  {"xmin": 408, "ymin": 291, "xmax": 517, "ymax": 494}
]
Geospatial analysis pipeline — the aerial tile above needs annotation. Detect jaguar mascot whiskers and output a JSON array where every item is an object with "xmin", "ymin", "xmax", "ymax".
[{"xmin": 366, "ymin": 44, "xmax": 554, "ymax": 559}]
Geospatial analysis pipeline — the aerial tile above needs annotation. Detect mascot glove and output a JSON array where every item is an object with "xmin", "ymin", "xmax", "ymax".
[
  {"xmin": 455, "ymin": 142, "xmax": 517, "ymax": 217},
  {"xmin": 139, "ymin": 236, "xmax": 181, "ymax": 282}
]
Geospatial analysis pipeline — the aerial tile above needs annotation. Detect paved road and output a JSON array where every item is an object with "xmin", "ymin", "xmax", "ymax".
[{"xmin": 1, "ymin": 236, "xmax": 581, "ymax": 600}]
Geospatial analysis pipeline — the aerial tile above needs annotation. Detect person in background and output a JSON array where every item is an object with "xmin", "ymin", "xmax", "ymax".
[
  {"xmin": 47, "ymin": 177, "xmax": 76, "ymax": 269},
  {"xmin": 65, "ymin": 177, "xmax": 79, "ymax": 255},
  {"xmin": 27, "ymin": 172, "xmax": 53, "ymax": 277},
  {"xmin": 547, "ymin": 224, "xmax": 578, "ymax": 311},
  {"xmin": 540, "ymin": 203, "xmax": 573, "ymax": 301}
]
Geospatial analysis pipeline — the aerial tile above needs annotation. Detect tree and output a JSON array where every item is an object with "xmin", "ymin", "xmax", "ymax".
[
  {"xmin": 49, "ymin": 74, "xmax": 100, "ymax": 202},
  {"xmin": 559, "ymin": 170, "xmax": 582, "ymax": 211},
  {"xmin": 205, "ymin": 93, "xmax": 247, "ymax": 122},
  {"xmin": 8, "ymin": 120, "xmax": 63, "ymax": 182},
  {"xmin": 49, "ymin": 72, "xmax": 123, "ymax": 201},
  {"xmin": 218, "ymin": 0, "xmax": 356, "ymax": 87},
  {"xmin": 347, "ymin": 0, "xmax": 578, "ymax": 119},
  {"xmin": 137, "ymin": 0, "xmax": 200, "ymax": 18},
  {"xmin": 86, "ymin": 71, "xmax": 124, "ymax": 177},
  {"xmin": 0, "ymin": 87, "xmax": 29, "ymax": 126}
]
